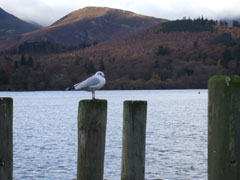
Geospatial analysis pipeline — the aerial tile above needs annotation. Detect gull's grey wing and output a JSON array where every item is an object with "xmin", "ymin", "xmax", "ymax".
[
  {"xmin": 74, "ymin": 76, "xmax": 100, "ymax": 90},
  {"xmin": 85, "ymin": 76, "xmax": 100, "ymax": 87}
]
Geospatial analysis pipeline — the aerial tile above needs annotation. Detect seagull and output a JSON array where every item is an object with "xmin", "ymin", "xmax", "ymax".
[{"xmin": 67, "ymin": 71, "xmax": 106, "ymax": 99}]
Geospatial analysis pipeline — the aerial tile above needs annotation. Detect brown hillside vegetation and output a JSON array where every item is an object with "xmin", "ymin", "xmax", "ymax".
[
  {"xmin": 0, "ymin": 18, "xmax": 240, "ymax": 91},
  {"xmin": 52, "ymin": 21, "xmax": 239, "ymax": 89},
  {"xmin": 75, "ymin": 24, "xmax": 216, "ymax": 58}
]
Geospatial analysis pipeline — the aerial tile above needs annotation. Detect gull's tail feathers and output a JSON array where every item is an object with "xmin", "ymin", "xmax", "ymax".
[{"xmin": 65, "ymin": 86, "xmax": 75, "ymax": 91}]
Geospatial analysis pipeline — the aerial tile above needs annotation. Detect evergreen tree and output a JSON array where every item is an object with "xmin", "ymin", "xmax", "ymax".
[
  {"xmin": 86, "ymin": 61, "xmax": 96, "ymax": 75},
  {"xmin": 0, "ymin": 69, "xmax": 8, "ymax": 85},
  {"xmin": 156, "ymin": 45, "xmax": 170, "ymax": 56},
  {"xmin": 99, "ymin": 58, "xmax": 105, "ymax": 71},
  {"xmin": 219, "ymin": 20, "xmax": 228, "ymax": 27},
  {"xmin": 27, "ymin": 56, "xmax": 33, "ymax": 66},
  {"xmin": 233, "ymin": 20, "xmax": 240, "ymax": 27},
  {"xmin": 14, "ymin": 61, "xmax": 19, "ymax": 70},
  {"xmin": 35, "ymin": 62, "xmax": 41, "ymax": 70},
  {"xmin": 153, "ymin": 60, "xmax": 159, "ymax": 68},
  {"xmin": 74, "ymin": 56, "xmax": 81, "ymax": 65},
  {"xmin": 193, "ymin": 41, "xmax": 199, "ymax": 49},
  {"xmin": 222, "ymin": 48, "xmax": 232, "ymax": 67},
  {"xmin": 20, "ymin": 54, "xmax": 26, "ymax": 65}
]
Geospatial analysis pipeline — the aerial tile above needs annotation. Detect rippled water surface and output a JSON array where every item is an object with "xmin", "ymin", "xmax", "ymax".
[{"xmin": 0, "ymin": 90, "xmax": 208, "ymax": 180}]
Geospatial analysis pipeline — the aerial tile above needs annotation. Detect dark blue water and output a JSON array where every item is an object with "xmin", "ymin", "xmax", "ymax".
[{"xmin": 0, "ymin": 90, "xmax": 208, "ymax": 180}]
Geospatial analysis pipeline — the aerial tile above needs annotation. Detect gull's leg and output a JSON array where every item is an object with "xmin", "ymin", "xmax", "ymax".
[{"xmin": 92, "ymin": 91, "xmax": 95, "ymax": 100}]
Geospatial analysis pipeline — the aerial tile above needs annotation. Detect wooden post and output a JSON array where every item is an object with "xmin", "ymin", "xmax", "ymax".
[
  {"xmin": 208, "ymin": 75, "xmax": 240, "ymax": 180},
  {"xmin": 77, "ymin": 99, "xmax": 107, "ymax": 180},
  {"xmin": 0, "ymin": 98, "xmax": 13, "ymax": 180},
  {"xmin": 121, "ymin": 101, "xmax": 147, "ymax": 180}
]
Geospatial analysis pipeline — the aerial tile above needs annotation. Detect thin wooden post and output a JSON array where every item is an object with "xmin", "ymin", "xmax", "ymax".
[
  {"xmin": 0, "ymin": 98, "xmax": 13, "ymax": 180},
  {"xmin": 77, "ymin": 99, "xmax": 107, "ymax": 180},
  {"xmin": 208, "ymin": 75, "xmax": 240, "ymax": 180},
  {"xmin": 121, "ymin": 101, "xmax": 147, "ymax": 180}
]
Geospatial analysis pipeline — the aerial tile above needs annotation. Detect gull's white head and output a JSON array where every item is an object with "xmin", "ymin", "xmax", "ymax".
[{"xmin": 95, "ymin": 71, "xmax": 105, "ymax": 77}]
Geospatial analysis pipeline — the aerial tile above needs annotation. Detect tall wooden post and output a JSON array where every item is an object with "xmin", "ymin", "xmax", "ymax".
[
  {"xmin": 121, "ymin": 101, "xmax": 147, "ymax": 180},
  {"xmin": 77, "ymin": 99, "xmax": 107, "ymax": 180},
  {"xmin": 0, "ymin": 98, "xmax": 13, "ymax": 180},
  {"xmin": 208, "ymin": 75, "xmax": 240, "ymax": 180}
]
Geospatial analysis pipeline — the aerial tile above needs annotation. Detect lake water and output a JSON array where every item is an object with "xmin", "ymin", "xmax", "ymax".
[{"xmin": 0, "ymin": 90, "xmax": 208, "ymax": 180}]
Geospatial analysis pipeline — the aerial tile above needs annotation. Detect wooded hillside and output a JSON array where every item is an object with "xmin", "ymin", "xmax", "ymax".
[{"xmin": 0, "ymin": 18, "xmax": 240, "ymax": 91}]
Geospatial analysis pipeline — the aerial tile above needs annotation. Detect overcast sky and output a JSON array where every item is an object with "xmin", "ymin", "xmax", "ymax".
[{"xmin": 1, "ymin": 0, "xmax": 240, "ymax": 26}]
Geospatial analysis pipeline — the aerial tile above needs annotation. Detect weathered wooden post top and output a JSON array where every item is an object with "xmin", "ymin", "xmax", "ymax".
[
  {"xmin": 0, "ymin": 98, "xmax": 13, "ymax": 180},
  {"xmin": 208, "ymin": 75, "xmax": 240, "ymax": 180},
  {"xmin": 77, "ymin": 99, "xmax": 107, "ymax": 180}
]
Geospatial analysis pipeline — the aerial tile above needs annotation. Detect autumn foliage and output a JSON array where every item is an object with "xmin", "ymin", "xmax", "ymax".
[{"xmin": 0, "ymin": 18, "xmax": 240, "ymax": 91}]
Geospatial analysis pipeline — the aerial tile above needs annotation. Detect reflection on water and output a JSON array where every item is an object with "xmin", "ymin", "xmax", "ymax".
[{"xmin": 0, "ymin": 90, "xmax": 208, "ymax": 180}]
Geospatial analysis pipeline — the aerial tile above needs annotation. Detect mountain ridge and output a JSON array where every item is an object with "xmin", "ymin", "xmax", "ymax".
[
  {"xmin": 0, "ymin": 6, "xmax": 167, "ymax": 52},
  {"xmin": 0, "ymin": 7, "xmax": 40, "ymax": 37},
  {"xmin": 52, "ymin": 6, "xmax": 160, "ymax": 27}
]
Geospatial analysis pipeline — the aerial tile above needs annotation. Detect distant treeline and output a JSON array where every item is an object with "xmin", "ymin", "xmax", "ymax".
[
  {"xmin": 161, "ymin": 17, "xmax": 217, "ymax": 32},
  {"xmin": 161, "ymin": 17, "xmax": 240, "ymax": 33},
  {"xmin": 0, "ymin": 53, "xmax": 108, "ymax": 91},
  {"xmin": 6, "ymin": 40, "xmax": 99, "ymax": 54}
]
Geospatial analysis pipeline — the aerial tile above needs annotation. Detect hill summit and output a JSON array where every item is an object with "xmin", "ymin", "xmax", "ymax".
[
  {"xmin": 52, "ymin": 6, "xmax": 160, "ymax": 26},
  {"xmin": 0, "ymin": 6, "xmax": 167, "ymax": 52}
]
